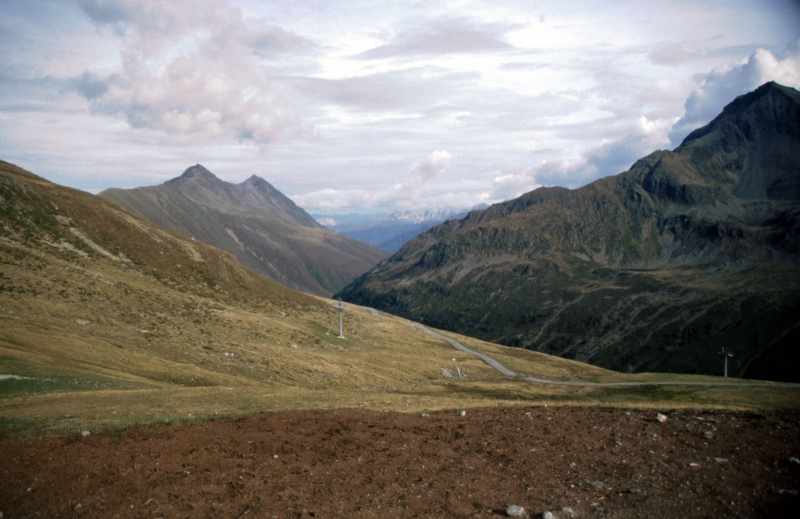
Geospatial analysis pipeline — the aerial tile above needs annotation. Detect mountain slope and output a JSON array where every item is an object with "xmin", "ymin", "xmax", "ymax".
[
  {"xmin": 338, "ymin": 82, "xmax": 800, "ymax": 382},
  {"xmin": 100, "ymin": 165, "xmax": 388, "ymax": 296},
  {"xmin": 0, "ymin": 159, "xmax": 513, "ymax": 427}
]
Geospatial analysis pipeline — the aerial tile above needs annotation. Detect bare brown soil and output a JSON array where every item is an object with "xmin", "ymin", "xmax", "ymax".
[{"xmin": 2, "ymin": 407, "xmax": 799, "ymax": 518}]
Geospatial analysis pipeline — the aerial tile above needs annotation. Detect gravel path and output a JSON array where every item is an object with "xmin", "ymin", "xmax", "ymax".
[{"xmin": 366, "ymin": 307, "xmax": 798, "ymax": 388}]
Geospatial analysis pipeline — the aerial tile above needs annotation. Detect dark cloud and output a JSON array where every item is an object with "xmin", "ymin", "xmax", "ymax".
[{"xmin": 70, "ymin": 71, "xmax": 109, "ymax": 100}]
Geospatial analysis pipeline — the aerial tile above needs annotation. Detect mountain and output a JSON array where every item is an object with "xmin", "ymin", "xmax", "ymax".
[
  {"xmin": 337, "ymin": 81, "xmax": 800, "ymax": 382},
  {"xmin": 1, "ymin": 159, "xmax": 531, "ymax": 428},
  {"xmin": 100, "ymin": 165, "xmax": 388, "ymax": 296},
  {"xmin": 322, "ymin": 207, "xmax": 484, "ymax": 253}
]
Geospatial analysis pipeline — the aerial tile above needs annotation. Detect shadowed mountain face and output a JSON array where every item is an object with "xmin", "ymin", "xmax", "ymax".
[
  {"xmin": 338, "ymin": 82, "xmax": 800, "ymax": 382},
  {"xmin": 100, "ymin": 166, "xmax": 388, "ymax": 296}
]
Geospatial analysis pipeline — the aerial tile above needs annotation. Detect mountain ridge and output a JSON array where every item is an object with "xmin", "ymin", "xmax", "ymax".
[
  {"xmin": 337, "ymin": 82, "xmax": 800, "ymax": 381},
  {"xmin": 100, "ymin": 165, "xmax": 388, "ymax": 296}
]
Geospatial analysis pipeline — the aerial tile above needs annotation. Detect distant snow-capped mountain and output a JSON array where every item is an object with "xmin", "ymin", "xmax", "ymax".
[{"xmin": 316, "ymin": 205, "xmax": 487, "ymax": 253}]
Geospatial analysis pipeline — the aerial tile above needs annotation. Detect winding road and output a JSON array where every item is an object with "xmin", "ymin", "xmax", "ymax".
[{"xmin": 365, "ymin": 307, "xmax": 796, "ymax": 388}]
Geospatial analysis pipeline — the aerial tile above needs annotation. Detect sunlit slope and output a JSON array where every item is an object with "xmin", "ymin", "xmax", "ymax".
[
  {"xmin": 1, "ymin": 160, "xmax": 798, "ymax": 435},
  {"xmin": 0, "ymin": 160, "xmax": 495, "ymax": 389}
]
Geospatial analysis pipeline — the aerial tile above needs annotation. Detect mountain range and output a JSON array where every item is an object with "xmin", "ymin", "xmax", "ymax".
[
  {"xmin": 337, "ymin": 81, "xmax": 800, "ymax": 382},
  {"xmin": 99, "ymin": 166, "xmax": 388, "ymax": 296},
  {"xmin": 320, "ymin": 207, "xmax": 484, "ymax": 253}
]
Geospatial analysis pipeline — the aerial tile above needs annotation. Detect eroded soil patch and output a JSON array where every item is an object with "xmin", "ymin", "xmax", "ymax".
[{"xmin": 1, "ymin": 407, "xmax": 799, "ymax": 518}]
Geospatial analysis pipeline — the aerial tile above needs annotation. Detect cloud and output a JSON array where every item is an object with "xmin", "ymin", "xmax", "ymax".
[
  {"xmin": 522, "ymin": 115, "xmax": 675, "ymax": 189},
  {"xmin": 484, "ymin": 169, "xmax": 540, "ymax": 203},
  {"xmin": 70, "ymin": 71, "xmax": 109, "ymax": 100},
  {"xmin": 70, "ymin": 0, "xmax": 312, "ymax": 145},
  {"xmin": 669, "ymin": 39, "xmax": 800, "ymax": 146},
  {"xmin": 358, "ymin": 18, "xmax": 516, "ymax": 59},
  {"xmin": 292, "ymin": 68, "xmax": 464, "ymax": 112},
  {"xmin": 292, "ymin": 150, "xmax": 452, "ymax": 211},
  {"xmin": 395, "ymin": 150, "xmax": 452, "ymax": 197}
]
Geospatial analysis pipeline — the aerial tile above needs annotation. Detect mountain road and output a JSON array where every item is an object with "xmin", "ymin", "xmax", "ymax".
[{"xmin": 364, "ymin": 307, "xmax": 797, "ymax": 388}]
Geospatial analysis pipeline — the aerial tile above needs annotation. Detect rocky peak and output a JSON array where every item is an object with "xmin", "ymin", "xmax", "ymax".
[
  {"xmin": 171, "ymin": 164, "xmax": 218, "ymax": 183},
  {"xmin": 679, "ymin": 81, "xmax": 800, "ymax": 148}
]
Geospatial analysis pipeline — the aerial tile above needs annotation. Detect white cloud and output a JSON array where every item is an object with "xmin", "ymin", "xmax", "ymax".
[
  {"xmin": 484, "ymin": 169, "xmax": 540, "ymax": 203},
  {"xmin": 293, "ymin": 150, "xmax": 452, "ymax": 212},
  {"xmin": 524, "ymin": 115, "xmax": 675, "ymax": 189},
  {"xmin": 669, "ymin": 39, "xmax": 800, "ymax": 146},
  {"xmin": 72, "ymin": 0, "xmax": 312, "ymax": 146},
  {"xmin": 2, "ymin": 1, "xmax": 799, "ymax": 215},
  {"xmin": 357, "ymin": 18, "xmax": 516, "ymax": 59}
]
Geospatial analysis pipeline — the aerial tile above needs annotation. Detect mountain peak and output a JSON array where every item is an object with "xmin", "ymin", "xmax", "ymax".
[
  {"xmin": 170, "ymin": 164, "xmax": 217, "ymax": 183},
  {"xmin": 679, "ymin": 81, "xmax": 800, "ymax": 147},
  {"xmin": 242, "ymin": 174, "xmax": 271, "ymax": 189}
]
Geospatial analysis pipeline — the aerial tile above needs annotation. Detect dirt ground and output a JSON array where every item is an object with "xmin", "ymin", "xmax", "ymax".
[{"xmin": 1, "ymin": 407, "xmax": 799, "ymax": 518}]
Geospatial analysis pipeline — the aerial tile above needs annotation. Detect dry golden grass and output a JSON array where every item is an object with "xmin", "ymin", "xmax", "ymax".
[{"xmin": 2, "ymin": 159, "xmax": 799, "ymax": 437}]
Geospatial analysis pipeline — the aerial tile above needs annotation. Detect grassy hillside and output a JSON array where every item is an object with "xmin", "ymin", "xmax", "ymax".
[{"xmin": 1, "ymin": 160, "xmax": 798, "ymax": 437}]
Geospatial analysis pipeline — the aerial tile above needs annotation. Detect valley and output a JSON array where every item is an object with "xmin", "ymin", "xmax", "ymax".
[
  {"xmin": 2, "ymin": 158, "xmax": 797, "ymax": 440},
  {"xmin": 2, "ymin": 84, "xmax": 800, "ymax": 519},
  {"xmin": 337, "ymin": 82, "xmax": 800, "ymax": 382}
]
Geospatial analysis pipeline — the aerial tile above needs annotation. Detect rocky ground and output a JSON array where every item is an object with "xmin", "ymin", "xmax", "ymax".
[{"xmin": 1, "ymin": 407, "xmax": 799, "ymax": 518}]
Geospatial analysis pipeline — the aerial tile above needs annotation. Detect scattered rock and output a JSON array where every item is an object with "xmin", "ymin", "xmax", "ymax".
[
  {"xmin": 420, "ymin": 413, "xmax": 429, "ymax": 417},
  {"xmin": 695, "ymin": 416, "xmax": 718, "ymax": 423},
  {"xmin": 656, "ymin": 413, "xmax": 668, "ymax": 423},
  {"xmin": 772, "ymin": 488, "xmax": 799, "ymax": 496},
  {"xmin": 590, "ymin": 481, "xmax": 603, "ymax": 487},
  {"xmin": 273, "ymin": 454, "xmax": 278, "ymax": 459},
  {"xmin": 540, "ymin": 509, "xmax": 575, "ymax": 519},
  {"xmin": 73, "ymin": 503, "xmax": 81, "ymax": 510},
  {"xmin": 714, "ymin": 458, "xmax": 729, "ymax": 463},
  {"xmin": 703, "ymin": 431, "xmax": 714, "ymax": 439},
  {"xmin": 506, "ymin": 504, "xmax": 526, "ymax": 516},
  {"xmin": 459, "ymin": 410, "xmax": 466, "ymax": 417},
  {"xmin": 81, "ymin": 430, "xmax": 90, "ymax": 437},
  {"xmin": 624, "ymin": 411, "xmax": 631, "ymax": 416},
  {"xmin": 690, "ymin": 462, "xmax": 701, "ymax": 468},
  {"xmin": 789, "ymin": 457, "xmax": 799, "ymax": 464}
]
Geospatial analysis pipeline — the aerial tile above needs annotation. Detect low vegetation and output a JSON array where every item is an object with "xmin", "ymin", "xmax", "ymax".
[{"xmin": 1, "ymin": 160, "xmax": 799, "ymax": 438}]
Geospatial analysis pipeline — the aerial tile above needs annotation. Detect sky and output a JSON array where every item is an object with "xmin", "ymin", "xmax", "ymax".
[{"xmin": 1, "ymin": 0, "xmax": 799, "ymax": 217}]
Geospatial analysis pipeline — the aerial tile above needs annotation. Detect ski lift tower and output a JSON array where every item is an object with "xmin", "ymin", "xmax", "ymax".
[
  {"xmin": 720, "ymin": 348, "xmax": 734, "ymax": 378},
  {"xmin": 336, "ymin": 298, "xmax": 345, "ymax": 339},
  {"xmin": 327, "ymin": 299, "xmax": 346, "ymax": 339}
]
